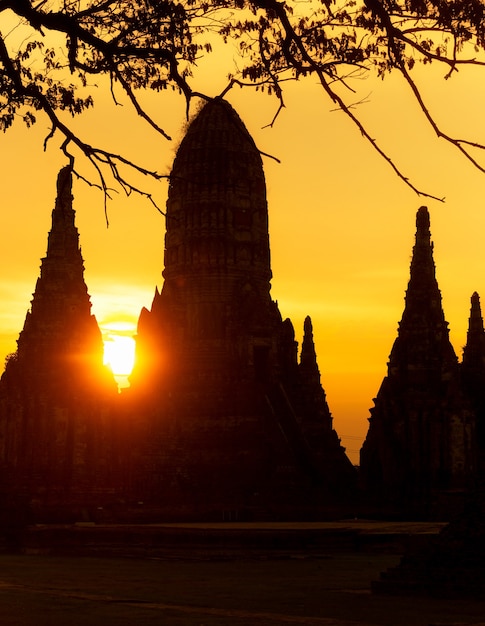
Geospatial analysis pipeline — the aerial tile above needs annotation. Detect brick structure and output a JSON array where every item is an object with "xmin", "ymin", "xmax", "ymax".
[
  {"xmin": 3, "ymin": 110, "xmax": 485, "ymax": 526},
  {"xmin": 360, "ymin": 206, "xmax": 476, "ymax": 518},
  {"xmin": 129, "ymin": 99, "xmax": 356, "ymax": 515},
  {"xmin": 462, "ymin": 292, "xmax": 485, "ymax": 480},
  {"xmin": 0, "ymin": 102, "xmax": 357, "ymax": 522},
  {"xmin": 0, "ymin": 166, "xmax": 119, "ymax": 521}
]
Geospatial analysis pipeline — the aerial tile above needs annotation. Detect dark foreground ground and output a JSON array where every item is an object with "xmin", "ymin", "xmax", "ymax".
[{"xmin": 1, "ymin": 521, "xmax": 485, "ymax": 626}]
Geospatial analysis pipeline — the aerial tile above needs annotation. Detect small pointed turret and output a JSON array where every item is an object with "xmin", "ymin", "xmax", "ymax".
[
  {"xmin": 463, "ymin": 292, "xmax": 485, "ymax": 371},
  {"xmin": 402, "ymin": 208, "xmax": 440, "ymax": 320},
  {"xmin": 462, "ymin": 292, "xmax": 485, "ymax": 478},
  {"xmin": 299, "ymin": 315, "xmax": 333, "ymax": 428},
  {"xmin": 297, "ymin": 316, "xmax": 354, "ymax": 482},
  {"xmin": 469, "ymin": 291, "xmax": 485, "ymax": 330},
  {"xmin": 408, "ymin": 206, "xmax": 436, "ymax": 289},
  {"xmin": 300, "ymin": 316, "xmax": 319, "ymax": 382}
]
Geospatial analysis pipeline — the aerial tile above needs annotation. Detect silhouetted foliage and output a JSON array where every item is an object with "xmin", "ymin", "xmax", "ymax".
[{"xmin": 1, "ymin": 1, "xmax": 485, "ymax": 202}]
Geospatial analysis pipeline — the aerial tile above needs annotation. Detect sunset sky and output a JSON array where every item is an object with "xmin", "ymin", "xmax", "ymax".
[{"xmin": 2, "ymin": 27, "xmax": 485, "ymax": 464}]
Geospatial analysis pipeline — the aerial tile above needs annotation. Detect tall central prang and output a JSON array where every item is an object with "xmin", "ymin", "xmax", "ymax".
[
  {"xmin": 151, "ymin": 98, "xmax": 275, "ymax": 382},
  {"xmin": 164, "ymin": 97, "xmax": 271, "ymax": 313},
  {"xmin": 130, "ymin": 99, "xmax": 355, "ymax": 513}
]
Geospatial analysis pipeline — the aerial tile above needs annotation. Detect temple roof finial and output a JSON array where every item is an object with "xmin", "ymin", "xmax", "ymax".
[
  {"xmin": 463, "ymin": 292, "xmax": 485, "ymax": 363},
  {"xmin": 404, "ymin": 206, "xmax": 439, "ymax": 302},
  {"xmin": 300, "ymin": 315, "xmax": 322, "ymax": 384},
  {"xmin": 416, "ymin": 205, "xmax": 430, "ymax": 230},
  {"xmin": 54, "ymin": 164, "xmax": 73, "ymax": 212}
]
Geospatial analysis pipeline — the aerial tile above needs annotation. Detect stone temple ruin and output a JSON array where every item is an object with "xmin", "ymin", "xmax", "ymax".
[
  {"xmin": 1, "ymin": 100, "xmax": 485, "ymax": 523},
  {"xmin": 360, "ymin": 206, "xmax": 485, "ymax": 518},
  {"xmin": 0, "ymin": 99, "xmax": 356, "ymax": 522},
  {"xmin": 0, "ymin": 166, "xmax": 120, "ymax": 518},
  {"xmin": 126, "ymin": 99, "xmax": 356, "ymax": 515}
]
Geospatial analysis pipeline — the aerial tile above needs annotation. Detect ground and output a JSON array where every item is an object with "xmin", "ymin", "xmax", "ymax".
[{"xmin": 1, "ymin": 522, "xmax": 485, "ymax": 626}]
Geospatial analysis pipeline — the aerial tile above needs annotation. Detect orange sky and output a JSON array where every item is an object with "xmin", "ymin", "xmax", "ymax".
[{"xmin": 2, "ymin": 30, "xmax": 485, "ymax": 464}]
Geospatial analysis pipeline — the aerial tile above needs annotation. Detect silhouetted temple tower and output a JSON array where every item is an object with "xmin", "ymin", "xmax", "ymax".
[
  {"xmin": 163, "ymin": 96, "xmax": 271, "ymax": 328},
  {"xmin": 136, "ymin": 98, "xmax": 274, "ymax": 383},
  {"xmin": 0, "ymin": 166, "xmax": 117, "ymax": 514},
  {"xmin": 16, "ymin": 166, "xmax": 105, "ymax": 381},
  {"xmin": 462, "ymin": 292, "xmax": 485, "ymax": 478},
  {"xmin": 132, "ymin": 99, "xmax": 355, "ymax": 511},
  {"xmin": 360, "ymin": 207, "xmax": 475, "ymax": 517}
]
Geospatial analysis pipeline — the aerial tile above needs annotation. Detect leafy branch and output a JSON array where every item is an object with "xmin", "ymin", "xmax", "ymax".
[{"xmin": 2, "ymin": 1, "xmax": 485, "ymax": 205}]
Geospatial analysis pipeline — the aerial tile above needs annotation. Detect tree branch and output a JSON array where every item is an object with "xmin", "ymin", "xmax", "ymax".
[
  {"xmin": 251, "ymin": 0, "xmax": 445, "ymax": 200},
  {"xmin": 112, "ymin": 65, "xmax": 172, "ymax": 139}
]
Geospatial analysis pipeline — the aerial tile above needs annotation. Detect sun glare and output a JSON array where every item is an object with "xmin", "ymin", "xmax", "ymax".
[{"xmin": 103, "ymin": 334, "xmax": 136, "ymax": 378}]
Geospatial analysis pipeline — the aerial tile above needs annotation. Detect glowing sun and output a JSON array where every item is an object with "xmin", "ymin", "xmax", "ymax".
[{"xmin": 103, "ymin": 334, "xmax": 136, "ymax": 377}]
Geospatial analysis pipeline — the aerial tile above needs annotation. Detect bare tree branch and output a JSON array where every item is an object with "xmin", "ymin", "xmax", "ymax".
[
  {"xmin": 2, "ymin": 0, "xmax": 485, "ymax": 207},
  {"xmin": 112, "ymin": 66, "xmax": 172, "ymax": 140}
]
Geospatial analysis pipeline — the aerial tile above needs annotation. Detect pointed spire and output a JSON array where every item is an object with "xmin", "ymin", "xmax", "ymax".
[
  {"xmin": 47, "ymin": 164, "xmax": 78, "ymax": 257},
  {"xmin": 462, "ymin": 292, "xmax": 485, "ymax": 376},
  {"xmin": 411, "ymin": 206, "xmax": 433, "ymax": 276},
  {"xmin": 150, "ymin": 286, "xmax": 162, "ymax": 315},
  {"xmin": 462, "ymin": 293, "xmax": 485, "ymax": 480},
  {"xmin": 402, "ymin": 206, "xmax": 442, "ymax": 323},
  {"xmin": 300, "ymin": 316, "xmax": 321, "ymax": 385},
  {"xmin": 467, "ymin": 292, "xmax": 484, "ymax": 337},
  {"xmin": 360, "ymin": 206, "xmax": 473, "ymax": 515},
  {"xmin": 55, "ymin": 164, "xmax": 73, "ymax": 211},
  {"xmin": 15, "ymin": 165, "xmax": 103, "ymax": 377},
  {"xmin": 298, "ymin": 315, "xmax": 335, "ymax": 435},
  {"xmin": 390, "ymin": 206, "xmax": 456, "ymax": 371}
]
